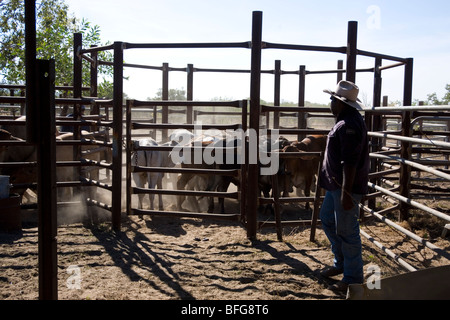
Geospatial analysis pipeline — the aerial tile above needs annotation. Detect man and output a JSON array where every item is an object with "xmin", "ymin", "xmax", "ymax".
[{"xmin": 319, "ymin": 80, "xmax": 370, "ymax": 293}]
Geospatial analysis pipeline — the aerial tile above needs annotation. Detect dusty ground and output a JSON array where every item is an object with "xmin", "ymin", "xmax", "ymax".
[{"xmin": 1, "ymin": 197, "xmax": 449, "ymax": 301}]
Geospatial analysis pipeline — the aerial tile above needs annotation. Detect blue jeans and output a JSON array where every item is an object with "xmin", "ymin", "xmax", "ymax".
[{"xmin": 320, "ymin": 189, "xmax": 364, "ymax": 284}]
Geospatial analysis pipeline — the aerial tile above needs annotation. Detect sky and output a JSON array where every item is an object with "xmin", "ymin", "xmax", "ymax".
[{"xmin": 65, "ymin": 0, "xmax": 450, "ymax": 106}]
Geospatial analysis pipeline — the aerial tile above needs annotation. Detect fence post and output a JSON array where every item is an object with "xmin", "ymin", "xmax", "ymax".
[
  {"xmin": 297, "ymin": 65, "xmax": 306, "ymax": 141},
  {"xmin": 25, "ymin": 0, "xmax": 37, "ymax": 143},
  {"xmin": 187, "ymin": 64, "xmax": 194, "ymax": 124},
  {"xmin": 162, "ymin": 62, "xmax": 169, "ymax": 141},
  {"xmin": 399, "ymin": 58, "xmax": 414, "ymax": 221},
  {"xmin": 273, "ymin": 60, "xmax": 281, "ymax": 129},
  {"xmin": 337, "ymin": 59, "xmax": 344, "ymax": 83},
  {"xmin": 36, "ymin": 59, "xmax": 58, "ymax": 300},
  {"xmin": 112, "ymin": 42, "xmax": 124, "ymax": 231},
  {"xmin": 247, "ymin": 11, "xmax": 263, "ymax": 241},
  {"xmin": 346, "ymin": 21, "xmax": 358, "ymax": 83}
]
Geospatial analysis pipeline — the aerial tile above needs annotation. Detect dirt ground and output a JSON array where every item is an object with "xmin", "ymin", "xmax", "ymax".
[{"xmin": 1, "ymin": 195, "xmax": 449, "ymax": 301}]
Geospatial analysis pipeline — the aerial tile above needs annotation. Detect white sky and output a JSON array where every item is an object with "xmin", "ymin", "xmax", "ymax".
[{"xmin": 65, "ymin": 0, "xmax": 450, "ymax": 106}]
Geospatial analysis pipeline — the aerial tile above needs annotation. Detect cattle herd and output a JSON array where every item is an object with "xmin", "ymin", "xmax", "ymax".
[
  {"xmin": 0, "ymin": 118, "xmax": 327, "ymax": 216},
  {"xmin": 131, "ymin": 128, "xmax": 327, "ymax": 214}
]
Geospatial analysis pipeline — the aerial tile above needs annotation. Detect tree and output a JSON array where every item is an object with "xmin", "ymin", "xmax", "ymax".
[
  {"xmin": 426, "ymin": 84, "xmax": 450, "ymax": 105},
  {"xmin": 0, "ymin": 0, "xmax": 112, "ymax": 87},
  {"xmin": 148, "ymin": 88, "xmax": 187, "ymax": 100}
]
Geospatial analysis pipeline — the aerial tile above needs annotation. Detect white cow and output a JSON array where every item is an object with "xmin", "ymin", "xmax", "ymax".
[{"xmin": 132, "ymin": 138, "xmax": 177, "ymax": 210}]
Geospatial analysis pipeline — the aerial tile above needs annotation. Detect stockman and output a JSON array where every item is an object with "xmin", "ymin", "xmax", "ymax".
[{"xmin": 317, "ymin": 80, "xmax": 370, "ymax": 293}]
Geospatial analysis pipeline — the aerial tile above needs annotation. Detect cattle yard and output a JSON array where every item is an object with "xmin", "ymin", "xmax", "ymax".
[{"xmin": 1, "ymin": 10, "xmax": 450, "ymax": 300}]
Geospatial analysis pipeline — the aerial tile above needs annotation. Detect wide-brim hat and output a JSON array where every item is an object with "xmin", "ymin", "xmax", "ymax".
[{"xmin": 323, "ymin": 80, "xmax": 365, "ymax": 110}]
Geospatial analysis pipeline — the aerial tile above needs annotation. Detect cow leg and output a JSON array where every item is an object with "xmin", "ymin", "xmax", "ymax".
[
  {"xmin": 133, "ymin": 172, "xmax": 146, "ymax": 210},
  {"xmin": 177, "ymin": 173, "xmax": 192, "ymax": 211},
  {"xmin": 148, "ymin": 172, "xmax": 160, "ymax": 211},
  {"xmin": 157, "ymin": 173, "xmax": 164, "ymax": 211}
]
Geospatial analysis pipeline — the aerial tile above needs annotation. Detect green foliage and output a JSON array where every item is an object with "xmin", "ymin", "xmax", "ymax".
[
  {"xmin": 148, "ymin": 88, "xmax": 187, "ymax": 100},
  {"xmin": 0, "ymin": 0, "xmax": 112, "ymax": 86},
  {"xmin": 426, "ymin": 84, "xmax": 450, "ymax": 105}
]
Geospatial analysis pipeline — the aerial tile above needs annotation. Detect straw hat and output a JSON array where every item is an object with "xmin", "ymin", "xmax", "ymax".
[{"xmin": 323, "ymin": 80, "xmax": 365, "ymax": 110}]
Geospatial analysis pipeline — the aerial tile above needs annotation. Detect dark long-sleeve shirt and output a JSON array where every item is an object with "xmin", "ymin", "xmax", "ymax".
[{"xmin": 319, "ymin": 108, "xmax": 370, "ymax": 194}]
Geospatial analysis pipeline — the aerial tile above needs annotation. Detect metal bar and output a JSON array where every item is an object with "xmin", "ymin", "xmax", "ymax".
[
  {"xmin": 360, "ymin": 229, "xmax": 417, "ymax": 272},
  {"xmin": 130, "ymin": 208, "xmax": 241, "ymax": 221},
  {"xmin": 368, "ymin": 132, "xmax": 450, "ymax": 149},
  {"xmin": 132, "ymin": 166, "xmax": 239, "ymax": 176},
  {"xmin": 365, "ymin": 105, "xmax": 450, "ymax": 112},
  {"xmin": 368, "ymin": 182, "xmax": 450, "ymax": 223},
  {"xmin": 131, "ymin": 122, "xmax": 242, "ymax": 130},
  {"xmin": 194, "ymin": 67, "xmax": 250, "ymax": 73},
  {"xmin": 357, "ymin": 49, "xmax": 408, "ymax": 63},
  {"xmin": 124, "ymin": 42, "xmax": 251, "ymax": 49},
  {"xmin": 132, "ymin": 99, "xmax": 242, "ymax": 107},
  {"xmin": 80, "ymin": 44, "xmax": 114, "ymax": 53},
  {"xmin": 378, "ymin": 61, "xmax": 405, "ymax": 71},
  {"xmin": 86, "ymin": 198, "xmax": 112, "ymax": 212},
  {"xmin": 132, "ymin": 187, "xmax": 239, "ymax": 199},
  {"xmin": 261, "ymin": 105, "xmax": 330, "ymax": 113},
  {"xmin": 370, "ymin": 153, "xmax": 450, "ymax": 181},
  {"xmin": 259, "ymin": 219, "xmax": 319, "ymax": 228},
  {"xmin": 361, "ymin": 205, "xmax": 450, "ymax": 261},
  {"xmin": 263, "ymin": 41, "xmax": 347, "ymax": 54}
]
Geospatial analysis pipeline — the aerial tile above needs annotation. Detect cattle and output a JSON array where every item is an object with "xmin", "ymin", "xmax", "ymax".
[
  {"xmin": 173, "ymin": 131, "xmax": 243, "ymax": 214},
  {"xmin": 282, "ymin": 134, "xmax": 327, "ymax": 209},
  {"xmin": 132, "ymin": 138, "xmax": 177, "ymax": 210},
  {"xmin": 0, "ymin": 117, "xmax": 109, "ymax": 201},
  {"xmin": 174, "ymin": 133, "xmax": 219, "ymax": 212},
  {"xmin": 256, "ymin": 136, "xmax": 292, "ymax": 213}
]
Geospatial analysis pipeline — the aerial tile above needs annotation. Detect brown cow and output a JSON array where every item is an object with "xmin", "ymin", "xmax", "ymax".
[{"xmin": 282, "ymin": 134, "xmax": 327, "ymax": 209}]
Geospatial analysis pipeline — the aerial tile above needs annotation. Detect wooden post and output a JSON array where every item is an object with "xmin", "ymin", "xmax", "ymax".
[
  {"xmin": 297, "ymin": 65, "xmax": 306, "ymax": 141},
  {"xmin": 162, "ymin": 62, "xmax": 169, "ymax": 141},
  {"xmin": 187, "ymin": 64, "xmax": 194, "ymax": 124},
  {"xmin": 346, "ymin": 21, "xmax": 358, "ymax": 83},
  {"xmin": 247, "ymin": 11, "xmax": 263, "ymax": 241},
  {"xmin": 273, "ymin": 60, "xmax": 281, "ymax": 129},
  {"xmin": 36, "ymin": 59, "xmax": 58, "ymax": 300},
  {"xmin": 112, "ymin": 42, "xmax": 124, "ymax": 231},
  {"xmin": 25, "ymin": 0, "xmax": 37, "ymax": 143},
  {"xmin": 337, "ymin": 60, "xmax": 344, "ymax": 83}
]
